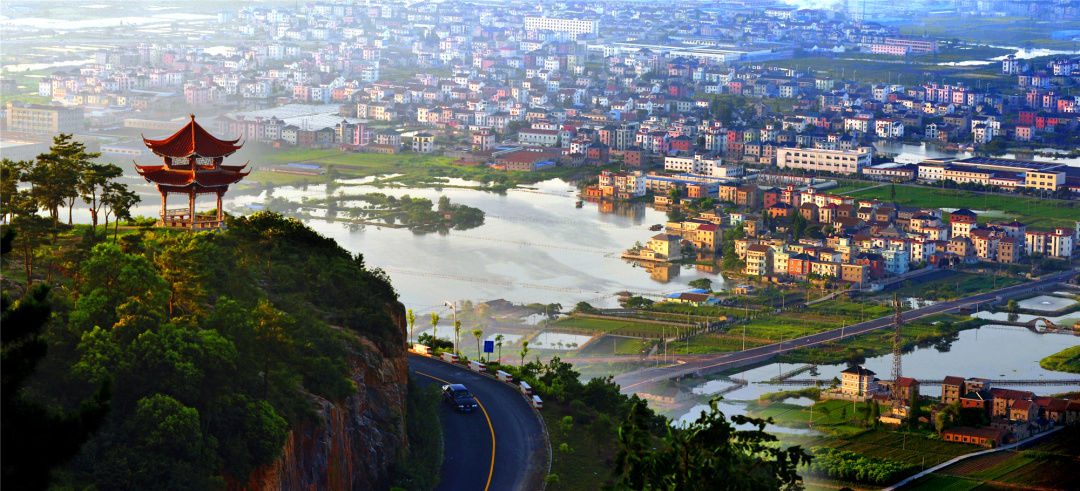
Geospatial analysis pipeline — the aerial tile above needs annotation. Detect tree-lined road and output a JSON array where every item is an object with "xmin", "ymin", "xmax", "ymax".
[
  {"xmin": 408, "ymin": 354, "xmax": 548, "ymax": 491},
  {"xmin": 614, "ymin": 270, "xmax": 1077, "ymax": 392}
]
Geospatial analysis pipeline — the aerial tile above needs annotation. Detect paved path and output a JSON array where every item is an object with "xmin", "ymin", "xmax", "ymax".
[
  {"xmin": 613, "ymin": 270, "xmax": 1076, "ymax": 392},
  {"xmin": 408, "ymin": 354, "xmax": 548, "ymax": 491},
  {"xmin": 883, "ymin": 426, "xmax": 1063, "ymax": 490}
]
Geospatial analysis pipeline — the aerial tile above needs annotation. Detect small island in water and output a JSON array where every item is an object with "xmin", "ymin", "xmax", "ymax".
[{"xmin": 267, "ymin": 193, "xmax": 485, "ymax": 233}]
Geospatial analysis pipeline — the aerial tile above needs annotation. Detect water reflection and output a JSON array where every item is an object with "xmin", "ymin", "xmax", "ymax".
[{"xmin": 248, "ymin": 178, "xmax": 725, "ymax": 312}]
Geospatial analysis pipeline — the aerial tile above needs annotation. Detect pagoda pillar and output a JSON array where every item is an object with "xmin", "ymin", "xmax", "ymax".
[
  {"xmin": 188, "ymin": 192, "xmax": 196, "ymax": 230},
  {"xmin": 160, "ymin": 190, "xmax": 167, "ymax": 221},
  {"xmin": 216, "ymin": 192, "xmax": 223, "ymax": 222}
]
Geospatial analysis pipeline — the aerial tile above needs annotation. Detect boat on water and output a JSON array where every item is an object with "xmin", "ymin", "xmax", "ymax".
[
  {"xmin": 649, "ymin": 224, "xmax": 662, "ymax": 231},
  {"xmin": 575, "ymin": 200, "xmax": 584, "ymax": 208}
]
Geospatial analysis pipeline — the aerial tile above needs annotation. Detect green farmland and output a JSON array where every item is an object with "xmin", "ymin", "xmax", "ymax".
[{"xmin": 848, "ymin": 185, "xmax": 1080, "ymax": 229}]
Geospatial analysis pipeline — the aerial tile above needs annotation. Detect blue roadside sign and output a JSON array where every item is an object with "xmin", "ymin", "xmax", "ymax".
[{"xmin": 483, "ymin": 340, "xmax": 494, "ymax": 353}]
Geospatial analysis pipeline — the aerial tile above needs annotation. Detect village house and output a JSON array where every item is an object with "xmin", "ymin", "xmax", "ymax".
[{"xmin": 840, "ymin": 365, "xmax": 879, "ymax": 396}]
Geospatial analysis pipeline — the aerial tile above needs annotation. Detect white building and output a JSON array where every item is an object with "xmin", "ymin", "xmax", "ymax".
[
  {"xmin": 775, "ymin": 147, "xmax": 871, "ymax": 175},
  {"xmin": 523, "ymin": 17, "xmax": 598, "ymax": 36}
]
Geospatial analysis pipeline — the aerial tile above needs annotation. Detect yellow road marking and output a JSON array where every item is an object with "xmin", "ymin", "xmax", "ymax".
[{"xmin": 414, "ymin": 370, "xmax": 496, "ymax": 491}]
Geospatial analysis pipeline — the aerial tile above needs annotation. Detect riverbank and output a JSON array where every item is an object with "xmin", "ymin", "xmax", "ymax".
[{"xmin": 1040, "ymin": 346, "xmax": 1080, "ymax": 374}]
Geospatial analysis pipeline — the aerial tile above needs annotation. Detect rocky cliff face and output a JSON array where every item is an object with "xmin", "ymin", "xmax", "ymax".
[{"xmin": 242, "ymin": 302, "xmax": 408, "ymax": 490}]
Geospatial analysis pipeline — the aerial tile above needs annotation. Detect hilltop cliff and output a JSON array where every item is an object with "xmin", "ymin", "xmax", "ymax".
[
  {"xmin": 244, "ymin": 320, "xmax": 408, "ymax": 490},
  {"xmin": 7, "ymin": 213, "xmax": 410, "ymax": 489}
]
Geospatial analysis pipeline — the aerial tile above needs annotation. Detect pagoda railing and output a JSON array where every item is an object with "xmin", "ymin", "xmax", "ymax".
[{"xmin": 160, "ymin": 208, "xmax": 225, "ymax": 230}]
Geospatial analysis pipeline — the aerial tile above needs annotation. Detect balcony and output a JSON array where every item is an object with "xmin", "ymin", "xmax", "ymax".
[{"xmin": 159, "ymin": 208, "xmax": 225, "ymax": 230}]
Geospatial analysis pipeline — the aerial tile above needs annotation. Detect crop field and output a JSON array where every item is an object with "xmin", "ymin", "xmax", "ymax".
[
  {"xmin": 669, "ymin": 333, "xmax": 767, "ymax": 355},
  {"xmin": 896, "ymin": 16, "xmax": 1080, "ymax": 50},
  {"xmin": 549, "ymin": 316, "xmax": 672, "ymax": 336},
  {"xmin": 847, "ymin": 185, "xmax": 1080, "ymax": 229},
  {"xmin": 575, "ymin": 334, "xmax": 656, "ymax": 357},
  {"xmin": 919, "ymin": 427, "xmax": 1080, "ymax": 490},
  {"xmin": 888, "ymin": 272, "xmax": 1024, "ymax": 300},
  {"xmin": 735, "ymin": 312, "xmax": 844, "ymax": 341},
  {"xmin": 806, "ymin": 298, "xmax": 894, "ymax": 320},
  {"xmin": 823, "ymin": 429, "xmax": 976, "ymax": 468}
]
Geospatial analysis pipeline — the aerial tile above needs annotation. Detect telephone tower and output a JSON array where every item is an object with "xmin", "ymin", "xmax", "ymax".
[{"xmin": 891, "ymin": 294, "xmax": 903, "ymax": 399}]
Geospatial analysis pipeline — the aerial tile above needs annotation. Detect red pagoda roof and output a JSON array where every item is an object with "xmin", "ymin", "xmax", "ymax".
[
  {"xmin": 143, "ymin": 115, "xmax": 242, "ymax": 158},
  {"xmin": 135, "ymin": 165, "xmax": 250, "ymax": 188}
]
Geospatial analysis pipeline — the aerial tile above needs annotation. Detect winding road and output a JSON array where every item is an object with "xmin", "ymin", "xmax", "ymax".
[
  {"xmin": 614, "ymin": 269, "xmax": 1077, "ymax": 392},
  {"xmin": 407, "ymin": 354, "xmax": 548, "ymax": 491}
]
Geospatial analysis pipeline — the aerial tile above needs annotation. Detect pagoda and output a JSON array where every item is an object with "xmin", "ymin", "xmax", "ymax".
[{"xmin": 137, "ymin": 115, "xmax": 248, "ymax": 230}]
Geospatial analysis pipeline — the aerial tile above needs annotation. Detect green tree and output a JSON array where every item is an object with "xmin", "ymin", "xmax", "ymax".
[
  {"xmin": 0, "ymin": 159, "xmax": 30, "ymax": 224},
  {"xmin": 612, "ymin": 398, "xmax": 810, "ymax": 489},
  {"xmin": 791, "ymin": 210, "xmax": 808, "ymax": 241},
  {"xmin": 2, "ymin": 252, "xmax": 111, "ymax": 489},
  {"xmin": 572, "ymin": 302, "xmax": 598, "ymax": 314},
  {"xmin": 453, "ymin": 318, "xmax": 462, "ymax": 356},
  {"xmin": 429, "ymin": 313, "xmax": 440, "ymax": 349},
  {"xmin": 101, "ymin": 181, "xmax": 140, "ymax": 240},
  {"xmin": 251, "ymin": 300, "xmax": 296, "ymax": 398},
  {"xmin": 407, "ymin": 309, "xmax": 416, "ymax": 345},
  {"xmin": 79, "ymin": 162, "xmax": 123, "ymax": 228},
  {"xmin": 473, "ymin": 328, "xmax": 484, "ymax": 362},
  {"xmin": 31, "ymin": 134, "xmax": 99, "ymax": 228},
  {"xmin": 907, "ymin": 384, "xmax": 921, "ymax": 428},
  {"xmin": 495, "ymin": 334, "xmax": 505, "ymax": 363},
  {"xmin": 519, "ymin": 341, "xmax": 529, "ymax": 366},
  {"xmin": 8, "ymin": 191, "xmax": 50, "ymax": 286},
  {"xmin": 688, "ymin": 278, "xmax": 713, "ymax": 291}
]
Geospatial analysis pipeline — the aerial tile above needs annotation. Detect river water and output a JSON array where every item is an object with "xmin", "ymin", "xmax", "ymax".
[
  {"xmin": 232, "ymin": 178, "xmax": 725, "ymax": 313},
  {"xmin": 874, "ymin": 141, "xmax": 1080, "ymax": 166}
]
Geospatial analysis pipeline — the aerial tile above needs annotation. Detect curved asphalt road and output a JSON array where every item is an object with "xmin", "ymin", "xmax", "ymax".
[
  {"xmin": 614, "ymin": 269, "xmax": 1077, "ymax": 392},
  {"xmin": 407, "ymin": 354, "xmax": 548, "ymax": 491}
]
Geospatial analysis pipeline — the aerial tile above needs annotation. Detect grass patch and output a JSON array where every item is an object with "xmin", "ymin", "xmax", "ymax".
[
  {"xmin": 669, "ymin": 332, "xmax": 767, "ymax": 354},
  {"xmin": 889, "ymin": 272, "xmax": 1023, "ymax": 300},
  {"xmin": 847, "ymin": 185, "xmax": 1080, "ymax": 229},
  {"xmin": 575, "ymin": 335, "xmax": 657, "ymax": 357},
  {"xmin": 1040, "ymin": 345, "xmax": 1080, "ymax": 374},
  {"xmin": 549, "ymin": 316, "xmax": 674, "ymax": 338}
]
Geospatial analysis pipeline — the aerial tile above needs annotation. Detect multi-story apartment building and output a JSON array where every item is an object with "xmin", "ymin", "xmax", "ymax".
[
  {"xmin": 745, "ymin": 244, "xmax": 772, "ymax": 277},
  {"xmin": 518, "ymin": 128, "xmax": 559, "ymax": 146},
  {"xmin": 1026, "ymin": 230, "xmax": 1074, "ymax": 258},
  {"xmin": 6, "ymin": 102, "xmax": 84, "ymax": 134},
  {"xmin": 775, "ymin": 146, "xmax": 871, "ymax": 175},
  {"xmin": 598, "ymin": 170, "xmax": 647, "ymax": 198},
  {"xmin": 523, "ymin": 16, "xmax": 598, "ymax": 36}
]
